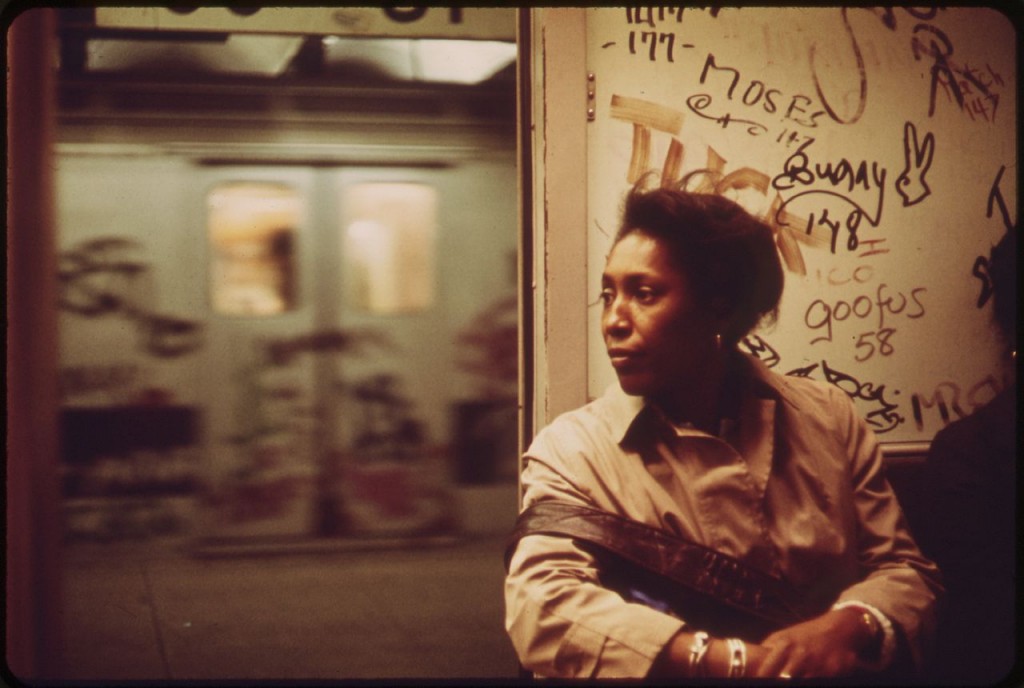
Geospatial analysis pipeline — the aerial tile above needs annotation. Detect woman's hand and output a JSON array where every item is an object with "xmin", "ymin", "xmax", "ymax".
[{"xmin": 748, "ymin": 607, "xmax": 874, "ymax": 678}]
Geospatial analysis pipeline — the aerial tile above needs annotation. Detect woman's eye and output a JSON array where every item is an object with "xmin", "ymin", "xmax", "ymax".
[
  {"xmin": 636, "ymin": 288, "xmax": 656, "ymax": 303},
  {"xmin": 599, "ymin": 289, "xmax": 614, "ymax": 306}
]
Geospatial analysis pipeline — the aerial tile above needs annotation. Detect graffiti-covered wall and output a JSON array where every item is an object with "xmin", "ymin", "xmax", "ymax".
[{"xmin": 584, "ymin": 7, "xmax": 1016, "ymax": 444}]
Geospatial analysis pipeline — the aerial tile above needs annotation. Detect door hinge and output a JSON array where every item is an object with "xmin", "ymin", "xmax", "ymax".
[{"xmin": 587, "ymin": 72, "xmax": 596, "ymax": 122}]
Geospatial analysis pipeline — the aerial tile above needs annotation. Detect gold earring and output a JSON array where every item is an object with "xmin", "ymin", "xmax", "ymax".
[{"xmin": 715, "ymin": 333, "xmax": 722, "ymax": 351}]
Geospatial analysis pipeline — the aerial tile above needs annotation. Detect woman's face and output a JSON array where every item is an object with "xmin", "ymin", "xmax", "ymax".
[{"xmin": 600, "ymin": 231, "xmax": 720, "ymax": 399}]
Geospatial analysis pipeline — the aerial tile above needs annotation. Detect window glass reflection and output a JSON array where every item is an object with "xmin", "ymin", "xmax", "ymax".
[
  {"xmin": 208, "ymin": 182, "xmax": 301, "ymax": 316},
  {"xmin": 342, "ymin": 182, "xmax": 437, "ymax": 314}
]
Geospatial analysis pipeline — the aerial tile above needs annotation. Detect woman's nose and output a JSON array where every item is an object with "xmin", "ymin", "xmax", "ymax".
[{"xmin": 603, "ymin": 300, "xmax": 631, "ymax": 338}]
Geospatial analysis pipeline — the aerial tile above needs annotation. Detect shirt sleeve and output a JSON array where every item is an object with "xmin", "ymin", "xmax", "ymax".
[
  {"xmin": 825, "ymin": 386, "xmax": 944, "ymax": 671},
  {"xmin": 831, "ymin": 600, "xmax": 896, "ymax": 671},
  {"xmin": 504, "ymin": 453, "xmax": 685, "ymax": 678}
]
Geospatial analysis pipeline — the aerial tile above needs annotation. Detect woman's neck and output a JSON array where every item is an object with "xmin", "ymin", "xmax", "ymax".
[{"xmin": 655, "ymin": 350, "xmax": 739, "ymax": 433}]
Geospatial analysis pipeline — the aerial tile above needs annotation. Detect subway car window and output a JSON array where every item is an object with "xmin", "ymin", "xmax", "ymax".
[
  {"xmin": 53, "ymin": 6, "xmax": 519, "ymax": 681},
  {"xmin": 341, "ymin": 182, "xmax": 437, "ymax": 314},
  {"xmin": 207, "ymin": 182, "xmax": 302, "ymax": 316}
]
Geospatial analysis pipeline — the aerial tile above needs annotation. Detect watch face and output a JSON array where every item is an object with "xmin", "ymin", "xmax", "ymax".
[{"xmin": 860, "ymin": 611, "xmax": 883, "ymax": 656}]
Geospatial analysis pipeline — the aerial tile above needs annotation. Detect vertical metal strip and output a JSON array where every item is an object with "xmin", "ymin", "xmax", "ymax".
[{"xmin": 515, "ymin": 7, "xmax": 535, "ymax": 512}]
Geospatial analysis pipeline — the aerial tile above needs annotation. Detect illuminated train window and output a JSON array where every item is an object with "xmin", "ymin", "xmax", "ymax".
[
  {"xmin": 342, "ymin": 182, "xmax": 437, "ymax": 314},
  {"xmin": 207, "ymin": 182, "xmax": 302, "ymax": 316}
]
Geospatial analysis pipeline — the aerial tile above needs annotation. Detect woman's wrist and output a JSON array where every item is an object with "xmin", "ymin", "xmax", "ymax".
[
  {"xmin": 650, "ymin": 630, "xmax": 694, "ymax": 678},
  {"xmin": 829, "ymin": 605, "xmax": 882, "ymax": 659},
  {"xmin": 830, "ymin": 602, "xmax": 889, "ymax": 664},
  {"xmin": 652, "ymin": 631, "xmax": 714, "ymax": 678},
  {"xmin": 651, "ymin": 630, "xmax": 750, "ymax": 679}
]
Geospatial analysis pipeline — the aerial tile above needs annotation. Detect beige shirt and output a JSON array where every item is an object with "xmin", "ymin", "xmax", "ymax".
[{"xmin": 505, "ymin": 355, "xmax": 942, "ymax": 678}]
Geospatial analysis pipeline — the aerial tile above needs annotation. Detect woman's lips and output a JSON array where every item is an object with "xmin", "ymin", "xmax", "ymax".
[{"xmin": 607, "ymin": 349, "xmax": 642, "ymax": 369}]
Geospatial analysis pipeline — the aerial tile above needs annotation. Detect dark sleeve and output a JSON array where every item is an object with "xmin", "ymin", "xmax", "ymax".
[
  {"xmin": 918, "ymin": 416, "xmax": 1016, "ymax": 684},
  {"xmin": 918, "ymin": 419, "xmax": 993, "ymax": 580}
]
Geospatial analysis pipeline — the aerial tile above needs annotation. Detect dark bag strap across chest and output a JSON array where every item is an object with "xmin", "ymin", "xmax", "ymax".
[{"xmin": 505, "ymin": 501, "xmax": 809, "ymax": 638}]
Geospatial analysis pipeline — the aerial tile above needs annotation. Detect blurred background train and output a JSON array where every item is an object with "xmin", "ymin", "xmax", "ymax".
[{"xmin": 51, "ymin": 7, "xmax": 520, "ymax": 547}]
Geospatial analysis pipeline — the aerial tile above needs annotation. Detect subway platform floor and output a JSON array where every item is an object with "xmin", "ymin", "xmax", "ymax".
[{"xmin": 58, "ymin": 529, "xmax": 521, "ymax": 683}]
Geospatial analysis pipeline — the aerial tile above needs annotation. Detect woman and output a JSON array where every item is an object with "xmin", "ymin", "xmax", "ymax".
[{"xmin": 504, "ymin": 180, "xmax": 942, "ymax": 679}]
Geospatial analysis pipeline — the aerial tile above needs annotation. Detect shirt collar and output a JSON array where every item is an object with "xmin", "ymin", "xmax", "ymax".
[
  {"xmin": 603, "ymin": 382, "xmax": 647, "ymax": 444},
  {"xmin": 604, "ymin": 352, "xmax": 802, "ymax": 445}
]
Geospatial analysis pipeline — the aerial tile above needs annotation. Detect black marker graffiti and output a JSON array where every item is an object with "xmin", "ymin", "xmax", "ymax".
[
  {"xmin": 630, "ymin": 31, "xmax": 679, "ymax": 62},
  {"xmin": 626, "ymin": 7, "xmax": 686, "ymax": 27},
  {"xmin": 59, "ymin": 237, "xmax": 203, "ymax": 358},
  {"xmin": 972, "ymin": 256, "xmax": 994, "ymax": 309},
  {"xmin": 878, "ymin": 8, "xmax": 999, "ymax": 120},
  {"xmin": 785, "ymin": 360, "xmax": 903, "ymax": 434},
  {"xmin": 938, "ymin": 61, "xmax": 1003, "ymax": 123},
  {"xmin": 910, "ymin": 23, "xmax": 963, "ymax": 118},
  {"xmin": 771, "ymin": 140, "xmax": 886, "ymax": 253},
  {"xmin": 775, "ymin": 128, "xmax": 816, "ymax": 150},
  {"xmin": 895, "ymin": 121, "xmax": 935, "ymax": 207},
  {"xmin": 771, "ymin": 120, "xmax": 935, "ymax": 254},
  {"xmin": 986, "ymin": 165, "xmax": 1012, "ymax": 232},
  {"xmin": 773, "ymin": 140, "xmax": 887, "ymax": 202},
  {"xmin": 820, "ymin": 361, "xmax": 903, "ymax": 434},
  {"xmin": 699, "ymin": 53, "xmax": 827, "ymax": 129},
  {"xmin": 971, "ymin": 165, "xmax": 1013, "ymax": 308},
  {"xmin": 624, "ymin": 6, "xmax": 721, "ymax": 26},
  {"xmin": 868, "ymin": 6, "xmax": 942, "ymax": 30},
  {"xmin": 810, "ymin": 7, "xmax": 999, "ymax": 124},
  {"xmin": 739, "ymin": 334, "xmax": 781, "ymax": 368},
  {"xmin": 786, "ymin": 363, "xmax": 820, "ymax": 379},
  {"xmin": 911, "ymin": 375, "xmax": 1002, "ymax": 431},
  {"xmin": 810, "ymin": 8, "xmax": 868, "ymax": 125},
  {"xmin": 685, "ymin": 94, "xmax": 768, "ymax": 136}
]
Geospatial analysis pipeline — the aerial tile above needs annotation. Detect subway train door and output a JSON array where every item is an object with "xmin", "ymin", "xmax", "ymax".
[{"xmin": 196, "ymin": 164, "xmax": 453, "ymax": 541}]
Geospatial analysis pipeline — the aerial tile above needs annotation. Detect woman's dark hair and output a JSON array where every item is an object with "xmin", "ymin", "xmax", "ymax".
[
  {"xmin": 615, "ymin": 174, "xmax": 784, "ymax": 346},
  {"xmin": 989, "ymin": 228, "xmax": 1017, "ymax": 342}
]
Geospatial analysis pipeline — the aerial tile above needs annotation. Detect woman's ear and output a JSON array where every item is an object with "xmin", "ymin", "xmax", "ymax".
[
  {"xmin": 709, "ymin": 296, "xmax": 735, "ymax": 343},
  {"xmin": 709, "ymin": 296, "xmax": 732, "ymax": 320}
]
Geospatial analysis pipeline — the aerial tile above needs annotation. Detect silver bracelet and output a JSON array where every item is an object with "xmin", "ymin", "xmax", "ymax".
[
  {"xmin": 688, "ymin": 631, "xmax": 711, "ymax": 678},
  {"xmin": 726, "ymin": 637, "xmax": 747, "ymax": 678}
]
